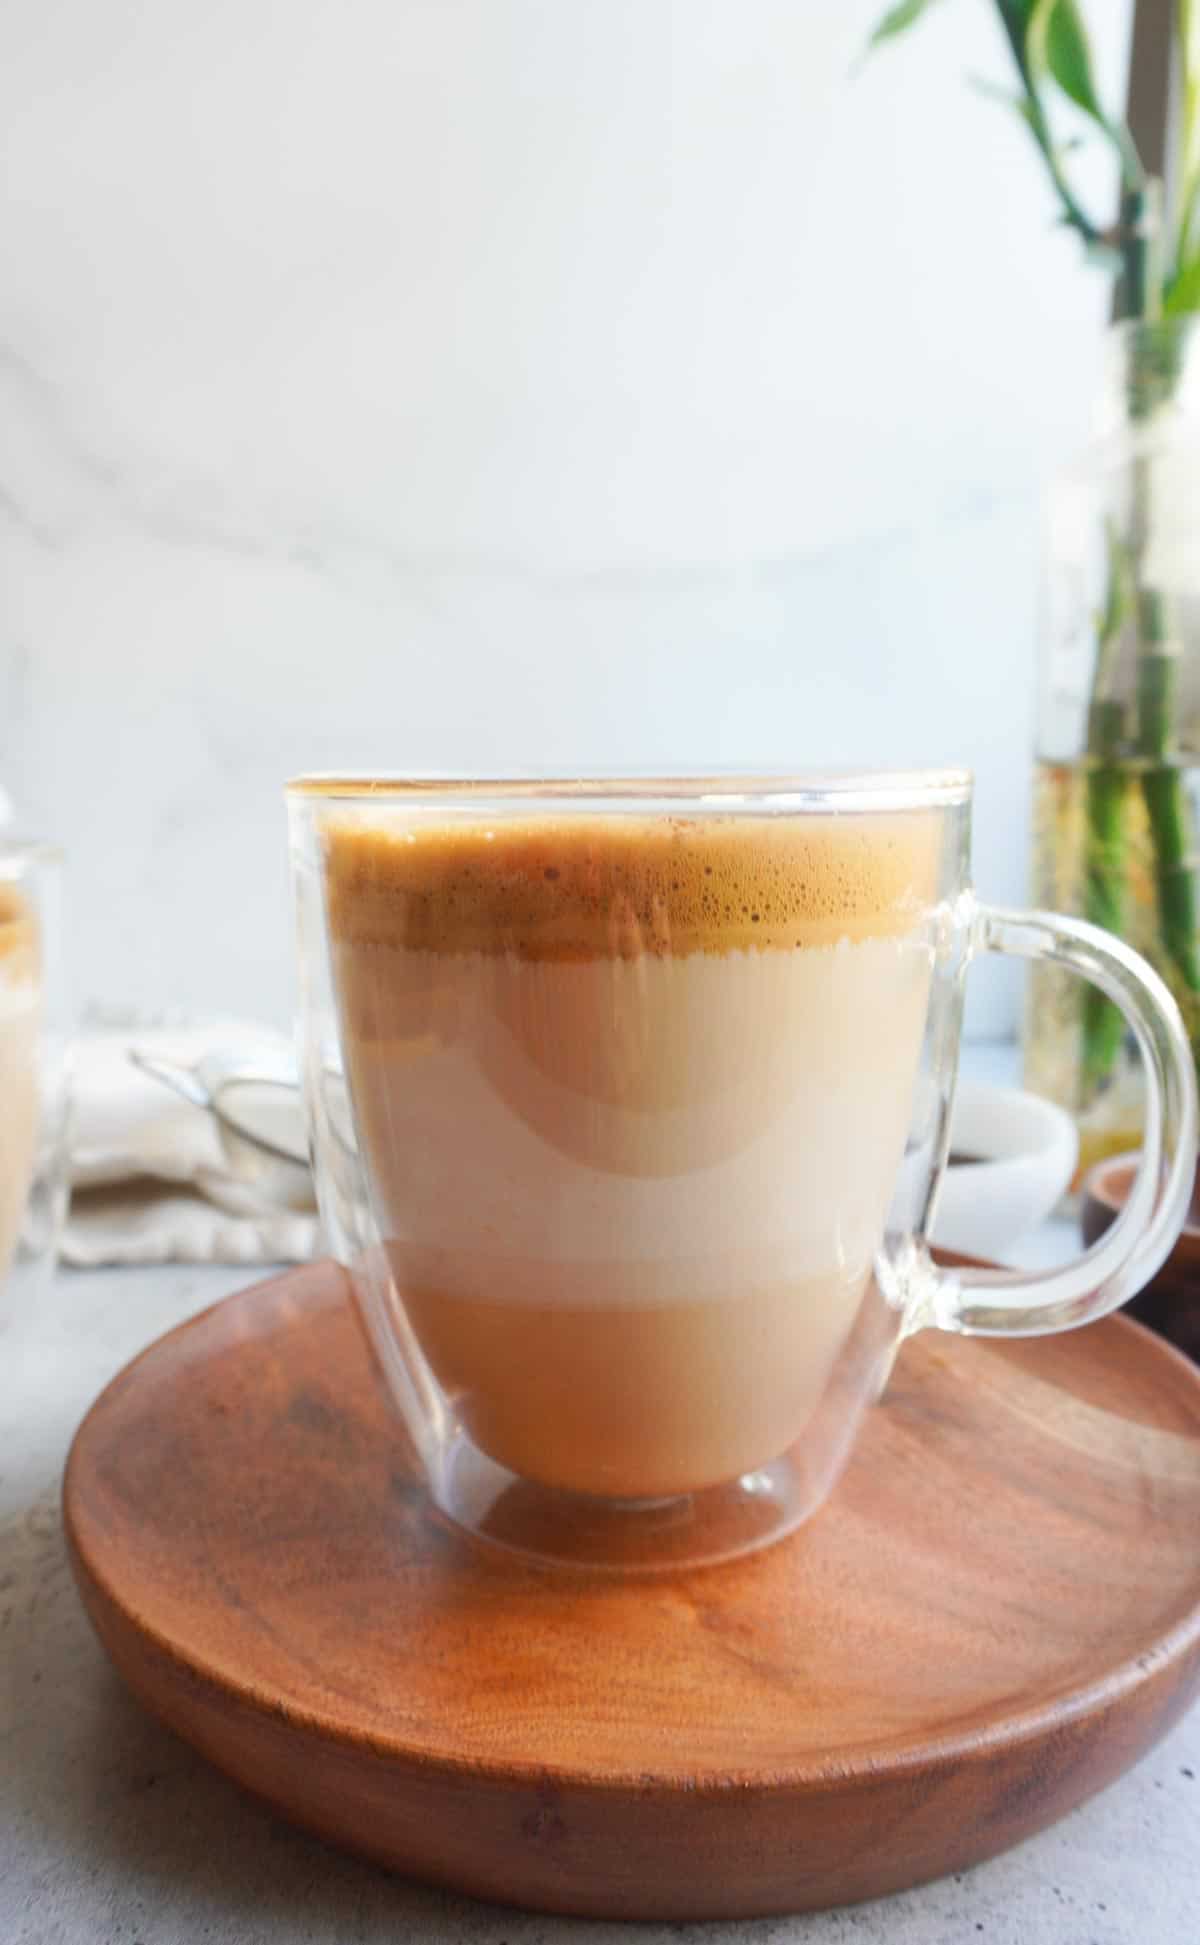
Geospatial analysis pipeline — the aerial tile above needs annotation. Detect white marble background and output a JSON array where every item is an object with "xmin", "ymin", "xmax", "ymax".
[{"xmin": 0, "ymin": 0, "xmax": 1130, "ymax": 1033}]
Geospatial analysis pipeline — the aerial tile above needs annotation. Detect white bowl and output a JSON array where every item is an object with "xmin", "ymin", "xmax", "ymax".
[{"xmin": 929, "ymin": 1081, "xmax": 1078, "ymax": 1261}]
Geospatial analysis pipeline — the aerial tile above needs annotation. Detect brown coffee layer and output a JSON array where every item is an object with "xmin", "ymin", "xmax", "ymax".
[{"xmin": 322, "ymin": 813, "xmax": 940, "ymax": 958}]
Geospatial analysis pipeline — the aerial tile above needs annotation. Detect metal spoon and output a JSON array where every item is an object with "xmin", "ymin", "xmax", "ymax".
[{"xmin": 129, "ymin": 1044, "xmax": 315, "ymax": 1212}]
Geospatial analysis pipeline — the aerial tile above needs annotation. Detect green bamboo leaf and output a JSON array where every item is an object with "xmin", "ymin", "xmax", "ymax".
[
  {"xmin": 1024, "ymin": 0, "xmax": 1144, "ymax": 185},
  {"xmin": 1043, "ymin": 0, "xmax": 1104, "ymax": 119},
  {"xmin": 993, "ymin": 0, "xmax": 1039, "ymax": 80},
  {"xmin": 1023, "ymin": 0, "xmax": 1057, "ymax": 70},
  {"xmin": 1164, "ymin": 253, "xmax": 1200, "ymax": 314},
  {"xmin": 994, "ymin": 2, "xmax": 1038, "ymax": 32},
  {"xmin": 867, "ymin": 0, "xmax": 946, "ymax": 47}
]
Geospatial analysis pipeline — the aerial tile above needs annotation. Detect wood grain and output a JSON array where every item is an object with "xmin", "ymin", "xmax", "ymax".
[{"xmin": 63, "ymin": 1259, "xmax": 1200, "ymax": 1920}]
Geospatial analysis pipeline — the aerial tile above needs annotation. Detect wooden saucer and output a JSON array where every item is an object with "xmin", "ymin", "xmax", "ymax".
[{"xmin": 64, "ymin": 1260, "xmax": 1200, "ymax": 1921}]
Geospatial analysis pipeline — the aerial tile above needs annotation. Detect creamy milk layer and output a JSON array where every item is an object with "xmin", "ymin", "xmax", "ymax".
[
  {"xmin": 0, "ymin": 890, "xmax": 40, "ymax": 1287},
  {"xmin": 324, "ymin": 814, "xmax": 939, "ymax": 1497}
]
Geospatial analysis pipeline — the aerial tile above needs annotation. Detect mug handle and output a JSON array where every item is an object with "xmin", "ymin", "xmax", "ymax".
[{"xmin": 894, "ymin": 902, "xmax": 1198, "ymax": 1338}]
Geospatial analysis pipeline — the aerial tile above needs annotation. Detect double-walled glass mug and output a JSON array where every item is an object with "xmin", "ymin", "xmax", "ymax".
[{"xmin": 288, "ymin": 772, "xmax": 1197, "ymax": 1571}]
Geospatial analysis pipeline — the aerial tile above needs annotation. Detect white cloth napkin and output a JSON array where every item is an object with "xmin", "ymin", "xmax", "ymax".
[{"xmin": 64, "ymin": 1019, "xmax": 321, "ymax": 1268}]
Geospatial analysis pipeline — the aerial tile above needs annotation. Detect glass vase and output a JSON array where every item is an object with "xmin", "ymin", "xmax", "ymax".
[{"xmin": 1025, "ymin": 318, "xmax": 1200, "ymax": 1186}]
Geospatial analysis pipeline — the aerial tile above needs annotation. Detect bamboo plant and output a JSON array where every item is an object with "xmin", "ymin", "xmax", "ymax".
[{"xmin": 872, "ymin": 0, "xmax": 1200, "ymax": 1088}]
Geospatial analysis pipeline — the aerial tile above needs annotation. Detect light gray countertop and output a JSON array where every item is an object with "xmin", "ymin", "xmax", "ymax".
[{"xmin": 3, "ymin": 1045, "xmax": 1199, "ymax": 1945}]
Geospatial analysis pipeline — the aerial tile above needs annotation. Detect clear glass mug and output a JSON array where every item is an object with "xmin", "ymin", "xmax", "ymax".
[
  {"xmin": 0, "ymin": 842, "xmax": 69, "ymax": 1310},
  {"xmin": 288, "ymin": 771, "xmax": 1197, "ymax": 1571}
]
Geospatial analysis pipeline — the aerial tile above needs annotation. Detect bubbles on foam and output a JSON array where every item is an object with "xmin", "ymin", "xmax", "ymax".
[{"xmin": 324, "ymin": 811, "xmax": 942, "ymax": 957}]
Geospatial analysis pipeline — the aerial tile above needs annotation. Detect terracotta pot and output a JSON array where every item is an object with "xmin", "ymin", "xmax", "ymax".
[{"xmin": 1081, "ymin": 1151, "xmax": 1200, "ymax": 1360}]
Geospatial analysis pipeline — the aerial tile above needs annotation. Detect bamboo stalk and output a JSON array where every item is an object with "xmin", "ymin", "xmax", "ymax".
[
  {"xmin": 1136, "ymin": 588, "xmax": 1200, "ymax": 996},
  {"xmin": 1081, "ymin": 525, "xmax": 1132, "ymax": 1086},
  {"xmin": 1083, "ymin": 697, "xmax": 1131, "ymax": 1087}
]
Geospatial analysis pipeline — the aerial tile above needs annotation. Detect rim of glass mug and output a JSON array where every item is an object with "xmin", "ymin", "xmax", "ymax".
[{"xmin": 286, "ymin": 768, "xmax": 974, "ymax": 811}]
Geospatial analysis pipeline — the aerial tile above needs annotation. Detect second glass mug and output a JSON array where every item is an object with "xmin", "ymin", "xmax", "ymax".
[
  {"xmin": 288, "ymin": 771, "xmax": 1197, "ymax": 1570},
  {"xmin": 1, "ymin": 840, "xmax": 68, "ymax": 1311}
]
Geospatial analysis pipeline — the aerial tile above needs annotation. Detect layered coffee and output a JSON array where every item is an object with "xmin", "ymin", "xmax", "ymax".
[
  {"xmin": 323, "ymin": 812, "xmax": 938, "ymax": 1498},
  {"xmin": 0, "ymin": 886, "xmax": 40, "ymax": 1285}
]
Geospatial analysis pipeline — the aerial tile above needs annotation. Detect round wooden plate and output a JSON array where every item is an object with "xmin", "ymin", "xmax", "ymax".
[{"xmin": 64, "ymin": 1260, "xmax": 1200, "ymax": 1921}]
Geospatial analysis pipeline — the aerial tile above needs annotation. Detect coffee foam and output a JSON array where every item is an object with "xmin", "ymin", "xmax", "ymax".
[{"xmin": 323, "ymin": 812, "xmax": 941, "ymax": 957}]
